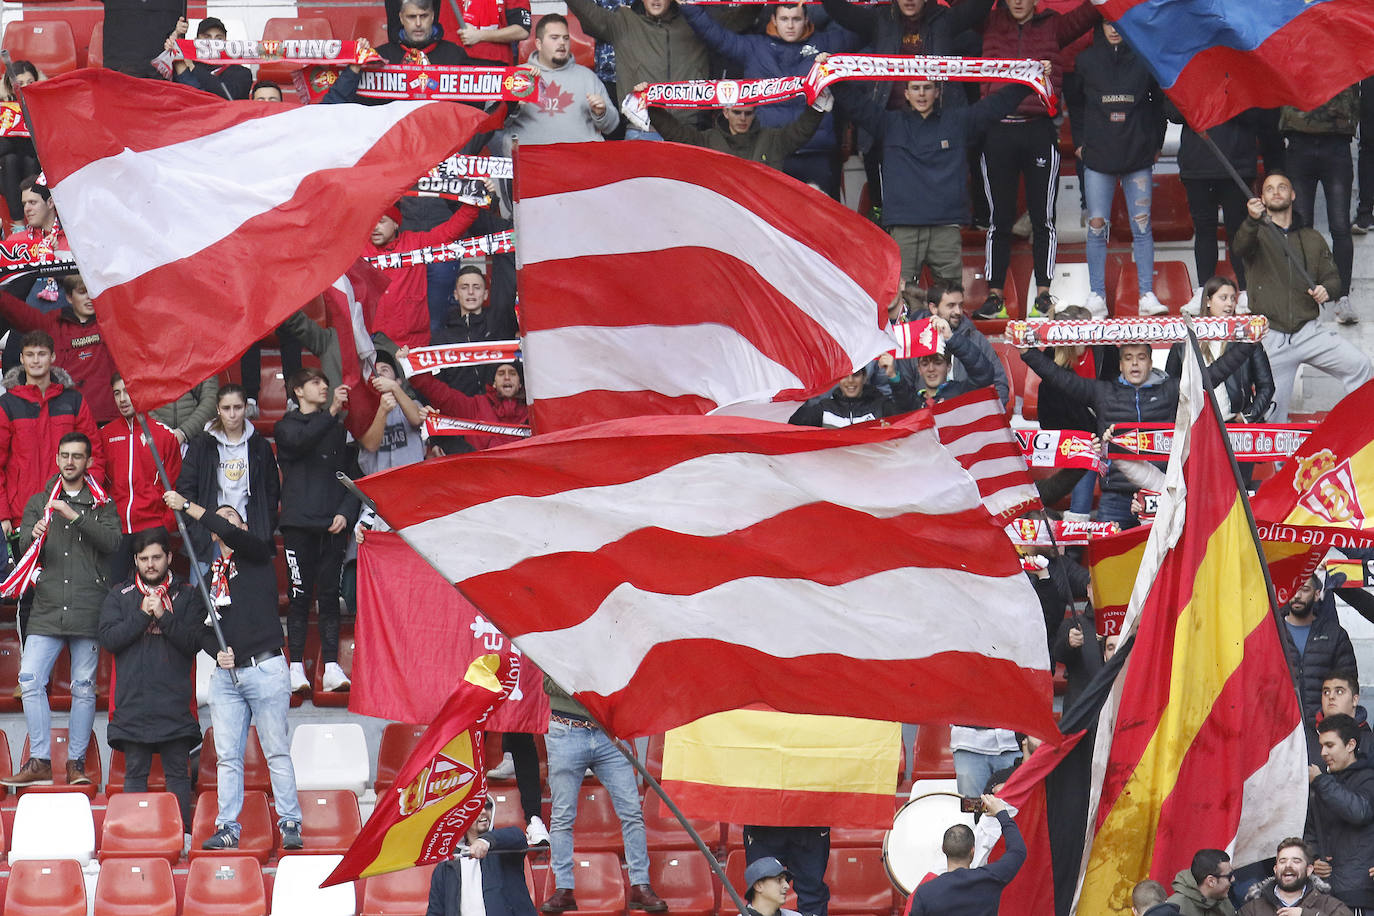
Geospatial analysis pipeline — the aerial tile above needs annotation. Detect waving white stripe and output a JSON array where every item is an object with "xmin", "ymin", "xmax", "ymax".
[
  {"xmin": 522, "ymin": 324, "xmax": 803, "ymax": 403},
  {"xmin": 517, "ymin": 566, "xmax": 1046, "ymax": 695},
  {"xmin": 518, "ymin": 177, "xmax": 894, "ymax": 366},
  {"xmin": 53, "ymin": 101, "xmax": 440, "ymax": 297},
  {"xmin": 404, "ymin": 428, "xmax": 978, "ymax": 583}
]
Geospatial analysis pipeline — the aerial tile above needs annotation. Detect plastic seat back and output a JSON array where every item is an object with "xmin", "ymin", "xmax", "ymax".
[
  {"xmin": 9, "ymin": 791, "xmax": 95, "ymax": 865},
  {"xmin": 4, "ymin": 858, "xmax": 86, "ymax": 916},
  {"xmin": 182, "ymin": 856, "xmax": 266, "ymax": 916},
  {"xmin": 269, "ymin": 854, "xmax": 355, "ymax": 916},
  {"xmin": 290, "ymin": 723, "xmax": 369, "ymax": 795},
  {"xmin": 99, "ymin": 792, "xmax": 183, "ymax": 862},
  {"xmin": 92, "ymin": 857, "xmax": 177, "ymax": 916}
]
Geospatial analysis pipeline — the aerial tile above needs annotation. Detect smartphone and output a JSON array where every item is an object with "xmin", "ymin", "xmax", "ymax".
[{"xmin": 960, "ymin": 797, "xmax": 984, "ymax": 814}]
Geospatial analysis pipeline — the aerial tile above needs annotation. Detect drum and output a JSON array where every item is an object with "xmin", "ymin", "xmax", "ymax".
[{"xmin": 882, "ymin": 785, "xmax": 974, "ymax": 895}]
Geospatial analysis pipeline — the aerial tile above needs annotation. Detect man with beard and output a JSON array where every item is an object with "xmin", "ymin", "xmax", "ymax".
[
  {"xmin": 98, "ymin": 528, "xmax": 202, "ymax": 830},
  {"xmin": 1238, "ymin": 837, "xmax": 1352, "ymax": 916},
  {"xmin": 1279, "ymin": 576, "xmax": 1357, "ymax": 759},
  {"xmin": 1305, "ymin": 715, "xmax": 1374, "ymax": 912},
  {"xmin": 902, "ymin": 282, "xmax": 1010, "ymax": 406},
  {"xmin": 426, "ymin": 795, "xmax": 537, "ymax": 916}
]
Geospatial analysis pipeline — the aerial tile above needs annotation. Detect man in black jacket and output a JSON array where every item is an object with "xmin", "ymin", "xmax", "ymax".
[
  {"xmin": 1306, "ymin": 714, "xmax": 1374, "ymax": 911},
  {"xmin": 275, "ymin": 368, "xmax": 359, "ymax": 695},
  {"xmin": 378, "ymin": 0, "xmax": 505, "ymax": 67},
  {"xmin": 432, "ymin": 266, "xmax": 520, "ymax": 396},
  {"xmin": 163, "ymin": 491, "xmax": 304, "ymax": 853},
  {"xmin": 428, "ymin": 796, "xmax": 537, "ymax": 916},
  {"xmin": 1280, "ymin": 576, "xmax": 1357, "ymax": 756},
  {"xmin": 98, "ymin": 527, "xmax": 202, "ymax": 829}
]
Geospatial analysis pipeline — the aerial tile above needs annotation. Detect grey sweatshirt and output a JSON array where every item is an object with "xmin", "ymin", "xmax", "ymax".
[{"xmin": 494, "ymin": 53, "xmax": 619, "ymax": 152}]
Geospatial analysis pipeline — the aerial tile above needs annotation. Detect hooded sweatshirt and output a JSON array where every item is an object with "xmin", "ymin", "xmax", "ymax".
[
  {"xmin": 497, "ymin": 51, "xmax": 619, "ymax": 150},
  {"xmin": 1167, "ymin": 869, "xmax": 1236, "ymax": 916}
]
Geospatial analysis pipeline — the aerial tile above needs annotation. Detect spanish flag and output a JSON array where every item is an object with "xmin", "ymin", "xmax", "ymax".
[
  {"xmin": 1075, "ymin": 338, "xmax": 1307, "ymax": 913},
  {"xmin": 662, "ymin": 708, "xmax": 901, "ymax": 828},
  {"xmin": 325, "ymin": 650, "xmax": 520, "ymax": 886}
]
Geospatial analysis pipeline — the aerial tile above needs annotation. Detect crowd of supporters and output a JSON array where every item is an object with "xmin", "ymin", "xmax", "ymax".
[{"xmin": 0, "ymin": 0, "xmax": 1370, "ymax": 911}]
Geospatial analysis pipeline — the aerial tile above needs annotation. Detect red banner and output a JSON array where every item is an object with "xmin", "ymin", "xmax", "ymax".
[
  {"xmin": 1004, "ymin": 315, "xmax": 1269, "ymax": 348},
  {"xmin": 365, "ymin": 230, "xmax": 515, "ymax": 270},
  {"xmin": 888, "ymin": 318, "xmax": 943, "ymax": 360},
  {"xmin": 1110, "ymin": 423, "xmax": 1313, "ymax": 462},
  {"xmin": 173, "ymin": 37, "xmax": 381, "ymax": 66},
  {"xmin": 297, "ymin": 63, "xmax": 537, "ymax": 104},
  {"xmin": 399, "ymin": 340, "xmax": 522, "ymax": 377},
  {"xmin": 351, "ymin": 532, "xmax": 549, "ymax": 731}
]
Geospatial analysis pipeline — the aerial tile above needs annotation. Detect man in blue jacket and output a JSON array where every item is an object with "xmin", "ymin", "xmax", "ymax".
[
  {"xmin": 908, "ymin": 794, "xmax": 1025, "ymax": 915},
  {"xmin": 428, "ymin": 796, "xmax": 537, "ymax": 916}
]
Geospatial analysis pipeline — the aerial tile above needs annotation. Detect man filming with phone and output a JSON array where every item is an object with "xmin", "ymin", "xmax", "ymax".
[{"xmin": 905, "ymin": 794, "xmax": 1025, "ymax": 916}]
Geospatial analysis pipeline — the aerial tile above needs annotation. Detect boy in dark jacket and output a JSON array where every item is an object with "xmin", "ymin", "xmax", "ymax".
[
  {"xmin": 274, "ymin": 368, "xmax": 359, "ymax": 695},
  {"xmin": 1306, "ymin": 714, "xmax": 1374, "ymax": 911},
  {"xmin": 98, "ymin": 527, "xmax": 202, "ymax": 828},
  {"xmin": 789, "ymin": 354, "xmax": 916, "ymax": 428}
]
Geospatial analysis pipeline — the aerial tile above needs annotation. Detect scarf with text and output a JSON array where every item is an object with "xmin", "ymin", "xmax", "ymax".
[
  {"xmin": 365, "ymin": 230, "xmax": 515, "ymax": 270},
  {"xmin": 1109, "ymin": 423, "xmax": 1313, "ymax": 462},
  {"xmin": 172, "ymin": 38, "xmax": 382, "ymax": 66},
  {"xmin": 408, "ymin": 155, "xmax": 512, "ymax": 205},
  {"xmin": 1, "ymin": 475, "xmax": 110, "ymax": 598},
  {"xmin": 1004, "ymin": 314, "xmax": 1269, "ymax": 347},
  {"xmin": 399, "ymin": 340, "xmax": 522, "ymax": 377},
  {"xmin": 425, "ymin": 413, "xmax": 532, "ymax": 439},
  {"xmin": 1005, "ymin": 517, "xmax": 1120, "ymax": 547},
  {"xmin": 1015, "ymin": 429, "xmax": 1106, "ymax": 473},
  {"xmin": 296, "ymin": 63, "xmax": 537, "ymax": 103}
]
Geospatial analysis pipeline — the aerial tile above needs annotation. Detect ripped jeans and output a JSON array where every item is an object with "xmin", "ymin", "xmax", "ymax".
[
  {"xmin": 1084, "ymin": 166, "xmax": 1154, "ymax": 299},
  {"xmin": 19, "ymin": 635, "xmax": 98, "ymax": 760}
]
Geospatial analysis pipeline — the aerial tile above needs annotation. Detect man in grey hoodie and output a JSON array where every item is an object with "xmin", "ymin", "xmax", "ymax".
[{"xmin": 495, "ymin": 14, "xmax": 619, "ymax": 153}]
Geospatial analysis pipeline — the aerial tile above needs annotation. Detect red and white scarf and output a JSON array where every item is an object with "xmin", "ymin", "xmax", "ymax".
[
  {"xmin": 1, "ymin": 475, "xmax": 110, "ymax": 598},
  {"xmin": 134, "ymin": 573, "xmax": 176, "ymax": 633},
  {"xmin": 206, "ymin": 553, "xmax": 237, "ymax": 623}
]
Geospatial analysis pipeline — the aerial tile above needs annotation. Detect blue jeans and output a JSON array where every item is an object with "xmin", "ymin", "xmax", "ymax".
[
  {"xmin": 426, "ymin": 261, "xmax": 459, "ymax": 339},
  {"xmin": 952, "ymin": 748, "xmax": 1022, "ymax": 797},
  {"xmin": 545, "ymin": 719, "xmax": 650, "ymax": 888},
  {"xmin": 208, "ymin": 654, "xmax": 301, "ymax": 834},
  {"xmin": 20, "ymin": 635, "xmax": 97, "ymax": 759},
  {"xmin": 1069, "ymin": 470, "xmax": 1098, "ymax": 516},
  {"xmin": 1097, "ymin": 488, "xmax": 1141, "ymax": 530},
  {"xmin": 624, "ymin": 128, "xmax": 662, "ymax": 141},
  {"xmin": 1084, "ymin": 166, "xmax": 1154, "ymax": 298}
]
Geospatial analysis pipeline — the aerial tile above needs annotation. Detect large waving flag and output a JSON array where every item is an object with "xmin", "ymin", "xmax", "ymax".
[
  {"xmin": 1096, "ymin": 0, "xmax": 1374, "ymax": 129},
  {"xmin": 356, "ymin": 412, "xmax": 1060, "ymax": 742},
  {"xmin": 325, "ymin": 651, "xmax": 519, "ymax": 886},
  {"xmin": 24, "ymin": 69, "xmax": 500, "ymax": 411},
  {"xmin": 661, "ymin": 709, "xmax": 901, "ymax": 828},
  {"xmin": 930, "ymin": 389, "xmax": 1041, "ymax": 521},
  {"xmin": 513, "ymin": 141, "xmax": 900, "ymax": 432},
  {"xmin": 1074, "ymin": 338, "xmax": 1306, "ymax": 911}
]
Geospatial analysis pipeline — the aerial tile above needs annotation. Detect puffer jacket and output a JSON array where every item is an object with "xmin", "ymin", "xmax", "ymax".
[
  {"xmin": 1164, "ymin": 341, "xmax": 1275, "ymax": 423},
  {"xmin": 431, "ymin": 305, "xmax": 520, "ymax": 396},
  {"xmin": 1071, "ymin": 24, "xmax": 1164, "ymax": 175},
  {"xmin": 1277, "ymin": 594, "xmax": 1357, "ymax": 724},
  {"xmin": 149, "ymin": 378, "xmax": 219, "ymax": 443},
  {"xmin": 19, "ymin": 473, "xmax": 122, "ymax": 638},
  {"xmin": 0, "ymin": 365, "xmax": 104, "ymax": 526},
  {"xmin": 648, "ymin": 104, "xmax": 823, "ymax": 166},
  {"xmin": 1238, "ymin": 875, "xmax": 1350, "ymax": 916},
  {"xmin": 789, "ymin": 379, "xmax": 915, "ymax": 427},
  {"xmin": 1306, "ymin": 755, "xmax": 1374, "ymax": 908},
  {"xmin": 901, "ymin": 310, "xmax": 1011, "ymax": 405}
]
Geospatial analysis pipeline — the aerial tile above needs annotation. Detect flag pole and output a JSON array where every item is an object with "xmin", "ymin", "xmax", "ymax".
[{"xmin": 1181, "ymin": 318, "xmax": 1305, "ymax": 718}]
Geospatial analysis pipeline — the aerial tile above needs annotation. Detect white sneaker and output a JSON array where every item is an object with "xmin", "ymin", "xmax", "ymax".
[
  {"xmin": 1137, "ymin": 292, "xmax": 1168, "ymax": 316},
  {"xmin": 1084, "ymin": 292, "xmax": 1108, "ymax": 319},
  {"xmin": 1062, "ymin": 511, "xmax": 1092, "ymax": 523},
  {"xmin": 322, "ymin": 661, "xmax": 351, "ymax": 692},
  {"xmin": 526, "ymin": 815, "xmax": 551, "ymax": 847},
  {"xmin": 1335, "ymin": 295, "xmax": 1359, "ymax": 325},
  {"xmin": 1182, "ymin": 287, "xmax": 1203, "ymax": 316},
  {"xmin": 289, "ymin": 662, "xmax": 310, "ymax": 694},
  {"xmin": 488, "ymin": 752, "xmax": 516, "ymax": 780},
  {"xmin": 245, "ymin": 397, "xmax": 260, "ymax": 420},
  {"xmin": 1237, "ymin": 291, "xmax": 1249, "ymax": 314}
]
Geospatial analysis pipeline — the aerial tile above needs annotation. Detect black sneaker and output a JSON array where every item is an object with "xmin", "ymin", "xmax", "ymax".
[
  {"xmin": 280, "ymin": 820, "xmax": 304, "ymax": 850},
  {"xmin": 973, "ymin": 291, "xmax": 1006, "ymax": 320},
  {"xmin": 1354, "ymin": 213, "xmax": 1373, "ymax": 235},
  {"xmin": 202, "ymin": 825, "xmax": 239, "ymax": 850},
  {"xmin": 1031, "ymin": 290, "xmax": 1056, "ymax": 318}
]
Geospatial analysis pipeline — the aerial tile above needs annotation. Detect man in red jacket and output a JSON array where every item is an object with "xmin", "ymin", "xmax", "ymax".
[
  {"xmin": 403, "ymin": 353, "xmax": 529, "ymax": 451},
  {"xmin": 0, "ymin": 330, "xmax": 103, "ymax": 537},
  {"xmin": 0, "ymin": 275, "xmax": 119, "ymax": 424},
  {"xmin": 100, "ymin": 373, "xmax": 181, "ymax": 580},
  {"xmin": 361, "ymin": 199, "xmax": 485, "ymax": 348}
]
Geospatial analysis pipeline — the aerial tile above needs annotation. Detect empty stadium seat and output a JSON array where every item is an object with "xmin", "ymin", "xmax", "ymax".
[
  {"xmin": 99, "ymin": 792, "xmax": 183, "ymax": 862},
  {"xmin": 182, "ymin": 856, "xmax": 267, "ymax": 916},
  {"xmin": 257, "ymin": 17, "xmax": 334, "ymax": 84},
  {"xmin": 1110, "ymin": 173, "xmax": 1193, "ymax": 243},
  {"xmin": 642, "ymin": 789, "xmax": 720, "ymax": 852},
  {"xmin": 830, "ymin": 800, "xmax": 896, "ymax": 848},
  {"xmin": 1114, "ymin": 260, "xmax": 1195, "ymax": 316},
  {"xmin": 909, "ymin": 726, "xmax": 955, "ymax": 780},
  {"xmin": 4, "ymin": 859, "xmax": 86, "ymax": 916},
  {"xmin": 18, "ymin": 729, "xmax": 101, "ymax": 797},
  {"xmin": 190, "ymin": 790, "xmax": 275, "ymax": 864},
  {"xmin": 350, "ymin": 14, "xmax": 389, "ymax": 47},
  {"xmin": 199, "ymin": 726, "xmax": 272, "ymax": 795},
  {"xmin": 825, "ymin": 848, "xmax": 894, "ymax": 915},
  {"xmin": 572, "ymin": 783, "xmax": 627, "ymax": 853},
  {"xmin": 565, "ymin": 853, "xmax": 627, "ymax": 916},
  {"xmin": 310, "ymin": 633, "xmax": 355, "ymax": 708},
  {"xmin": 360, "ymin": 861, "xmax": 436, "ymax": 916},
  {"xmin": 106, "ymin": 751, "xmax": 166, "ymax": 795},
  {"xmin": 2, "ymin": 20, "xmax": 78, "ymax": 75},
  {"xmin": 93, "ymin": 857, "xmax": 177, "ymax": 916},
  {"xmin": 270, "ymin": 854, "xmax": 355, "ymax": 916},
  {"xmin": 196, "ymin": 651, "xmax": 214, "ymax": 708},
  {"xmin": 1044, "ymin": 261, "xmax": 1091, "ymax": 313},
  {"xmin": 375, "ymin": 723, "xmax": 426, "ymax": 795},
  {"xmin": 291, "ymin": 723, "xmax": 370, "ymax": 795},
  {"xmin": 648, "ymin": 851, "xmax": 715, "ymax": 916},
  {"xmin": 86, "ymin": 20, "xmax": 103, "ymax": 68},
  {"xmin": 642, "ymin": 733, "xmax": 665, "ymax": 782},
  {"xmin": 0, "ymin": 631, "xmax": 22, "ymax": 713},
  {"xmin": 1021, "ymin": 369, "xmax": 1042, "ymax": 423},
  {"xmin": 517, "ymin": 14, "xmax": 595, "ymax": 69},
  {"xmin": 284, "ymin": 790, "xmax": 363, "ymax": 857},
  {"xmin": 9, "ymin": 791, "xmax": 95, "ymax": 865}
]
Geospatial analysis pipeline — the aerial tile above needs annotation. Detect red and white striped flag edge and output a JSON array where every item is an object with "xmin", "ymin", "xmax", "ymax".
[
  {"xmin": 356, "ymin": 412, "xmax": 1061, "ymax": 742},
  {"xmin": 930, "ymin": 389, "xmax": 1043, "ymax": 521},
  {"xmin": 513, "ymin": 141, "xmax": 902, "ymax": 432},
  {"xmin": 24, "ymin": 69, "xmax": 502, "ymax": 411}
]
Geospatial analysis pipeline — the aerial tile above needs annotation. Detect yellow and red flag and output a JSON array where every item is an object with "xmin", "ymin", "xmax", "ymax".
[
  {"xmin": 1075, "ymin": 339, "xmax": 1307, "ymax": 913},
  {"xmin": 661, "ymin": 708, "xmax": 901, "ymax": 828},
  {"xmin": 325, "ymin": 650, "xmax": 520, "ymax": 886}
]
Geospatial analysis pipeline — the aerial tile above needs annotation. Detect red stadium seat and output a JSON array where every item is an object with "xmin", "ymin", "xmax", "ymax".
[
  {"xmin": 1021, "ymin": 369, "xmax": 1042, "ymax": 423},
  {"xmin": 189, "ymin": 790, "xmax": 274, "ymax": 863},
  {"xmin": 92, "ymin": 857, "xmax": 177, "ymax": 916},
  {"xmin": 643, "ymin": 788, "xmax": 720, "ymax": 852},
  {"xmin": 648, "ymin": 851, "xmax": 716, "ymax": 916},
  {"xmin": 281, "ymin": 790, "xmax": 362, "ymax": 857},
  {"xmin": 198, "ymin": 725, "xmax": 272, "ymax": 796},
  {"xmin": 99, "ymin": 792, "xmax": 184, "ymax": 862},
  {"xmin": 826, "ymin": 848, "xmax": 895, "ymax": 916},
  {"xmin": 86, "ymin": 21, "xmax": 103, "ymax": 68},
  {"xmin": 527, "ymin": 858, "xmax": 544, "ymax": 901},
  {"xmin": 572, "ymin": 782, "xmax": 627, "ymax": 853},
  {"xmin": 310, "ymin": 631, "xmax": 355, "ymax": 707},
  {"xmin": 1113, "ymin": 261, "xmax": 1194, "ymax": 316},
  {"xmin": 2, "ymin": 20, "xmax": 78, "ymax": 75},
  {"xmin": 375, "ymin": 722, "xmax": 427, "ymax": 795},
  {"xmin": 360, "ymin": 862, "xmax": 437, "ymax": 916},
  {"xmin": 350, "ymin": 14, "xmax": 389, "ymax": 47},
  {"xmin": 4, "ymin": 858, "xmax": 86, "ymax": 916},
  {"xmin": 18, "ymin": 729, "xmax": 100, "ymax": 798},
  {"xmin": 910, "ymin": 725, "xmax": 954, "ymax": 780},
  {"xmin": 1110, "ymin": 174, "xmax": 1194, "ymax": 243},
  {"xmin": 517, "ymin": 15, "xmax": 595, "ymax": 69},
  {"xmin": 257, "ymin": 17, "xmax": 334, "ymax": 84},
  {"xmin": 642, "ymin": 733, "xmax": 664, "ymax": 782},
  {"xmin": 182, "ymin": 855, "xmax": 267, "ymax": 916},
  {"xmin": 565, "ymin": 852, "xmax": 627, "ymax": 916},
  {"xmin": 831, "ymin": 799, "xmax": 896, "ymax": 848},
  {"xmin": 106, "ymin": 750, "xmax": 166, "ymax": 795}
]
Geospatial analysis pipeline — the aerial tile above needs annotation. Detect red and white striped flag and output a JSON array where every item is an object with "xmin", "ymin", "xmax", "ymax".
[
  {"xmin": 930, "ymin": 389, "xmax": 1042, "ymax": 521},
  {"xmin": 356, "ymin": 412, "xmax": 1060, "ymax": 742},
  {"xmin": 24, "ymin": 69, "xmax": 501, "ymax": 411},
  {"xmin": 513, "ymin": 141, "xmax": 901, "ymax": 433}
]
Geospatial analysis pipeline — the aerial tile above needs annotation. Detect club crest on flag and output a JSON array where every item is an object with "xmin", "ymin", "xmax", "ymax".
[
  {"xmin": 1293, "ymin": 448, "xmax": 1368, "ymax": 527},
  {"xmin": 398, "ymin": 745, "xmax": 480, "ymax": 817}
]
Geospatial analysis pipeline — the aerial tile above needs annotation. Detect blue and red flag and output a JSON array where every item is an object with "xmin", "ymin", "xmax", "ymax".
[{"xmin": 1095, "ymin": 0, "xmax": 1374, "ymax": 129}]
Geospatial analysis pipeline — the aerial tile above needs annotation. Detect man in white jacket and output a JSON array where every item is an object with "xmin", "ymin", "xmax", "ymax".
[{"xmin": 496, "ymin": 14, "xmax": 619, "ymax": 151}]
